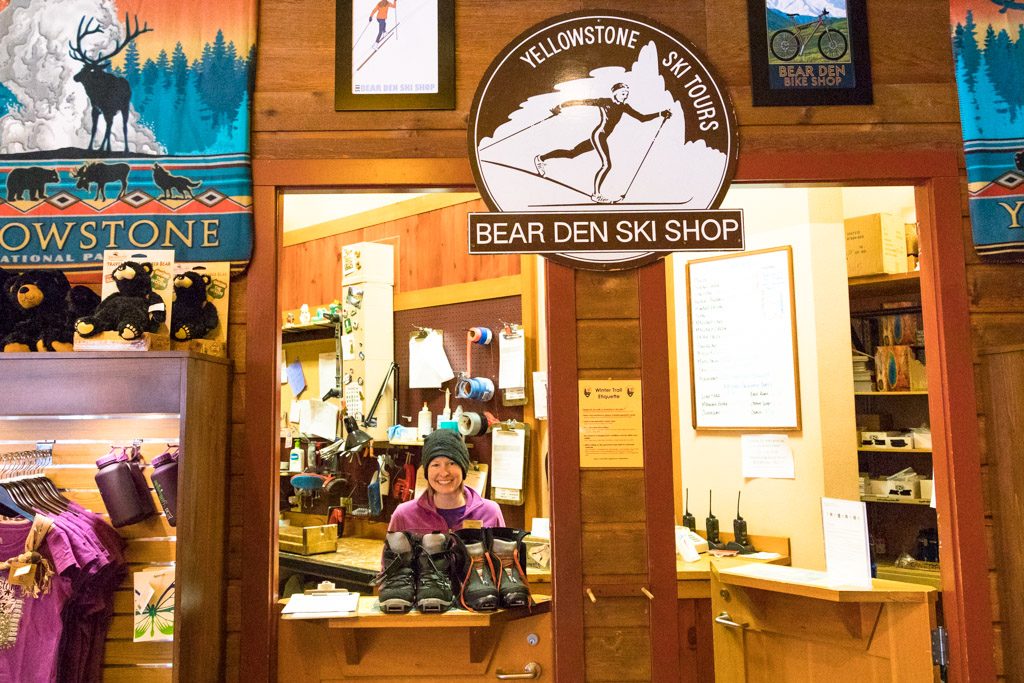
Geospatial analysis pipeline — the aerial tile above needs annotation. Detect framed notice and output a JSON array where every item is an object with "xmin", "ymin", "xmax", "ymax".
[
  {"xmin": 747, "ymin": 0, "xmax": 872, "ymax": 107},
  {"xmin": 578, "ymin": 380, "xmax": 643, "ymax": 468},
  {"xmin": 686, "ymin": 246, "xmax": 801, "ymax": 431},
  {"xmin": 335, "ymin": 0, "xmax": 455, "ymax": 110}
]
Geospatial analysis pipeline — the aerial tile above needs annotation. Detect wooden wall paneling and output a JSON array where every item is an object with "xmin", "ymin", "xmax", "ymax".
[
  {"xmin": 639, "ymin": 260, "xmax": 681, "ymax": 682},
  {"xmin": 585, "ymin": 626, "xmax": 653, "ymax": 682},
  {"xmin": 577, "ymin": 320, "xmax": 643, "ymax": 370},
  {"xmin": 175, "ymin": 356, "xmax": 231, "ymax": 683},
  {"xmin": 980, "ymin": 347, "xmax": 1024, "ymax": 681},
  {"xmin": 280, "ymin": 198, "xmax": 519, "ymax": 310},
  {"xmin": 545, "ymin": 260, "xmax": 586, "ymax": 680},
  {"xmin": 916, "ymin": 177, "xmax": 996, "ymax": 683},
  {"xmin": 241, "ymin": 184, "xmax": 282, "ymax": 683},
  {"xmin": 580, "ymin": 470, "xmax": 646, "ymax": 524}
]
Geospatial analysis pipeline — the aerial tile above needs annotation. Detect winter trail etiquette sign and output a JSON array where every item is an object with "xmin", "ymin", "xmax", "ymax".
[
  {"xmin": 0, "ymin": 0, "xmax": 256, "ymax": 274},
  {"xmin": 467, "ymin": 11, "xmax": 743, "ymax": 270}
]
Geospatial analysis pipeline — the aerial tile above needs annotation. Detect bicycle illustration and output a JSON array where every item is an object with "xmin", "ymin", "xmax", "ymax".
[{"xmin": 769, "ymin": 9, "xmax": 849, "ymax": 62}]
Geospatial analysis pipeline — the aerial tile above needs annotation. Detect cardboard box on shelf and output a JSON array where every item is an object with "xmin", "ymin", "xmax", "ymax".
[
  {"xmin": 879, "ymin": 314, "xmax": 919, "ymax": 346},
  {"xmin": 875, "ymin": 345, "xmax": 914, "ymax": 391},
  {"xmin": 844, "ymin": 213, "xmax": 909, "ymax": 277}
]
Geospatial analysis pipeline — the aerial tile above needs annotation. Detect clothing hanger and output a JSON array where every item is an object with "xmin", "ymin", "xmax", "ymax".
[{"xmin": 0, "ymin": 453, "xmax": 35, "ymax": 520}]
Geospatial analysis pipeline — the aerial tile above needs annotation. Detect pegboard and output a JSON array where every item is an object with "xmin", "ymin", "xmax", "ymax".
[{"xmin": 393, "ymin": 295, "xmax": 525, "ymax": 528}]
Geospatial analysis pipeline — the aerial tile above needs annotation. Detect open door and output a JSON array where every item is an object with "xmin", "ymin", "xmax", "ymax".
[{"xmin": 710, "ymin": 564, "xmax": 939, "ymax": 682}]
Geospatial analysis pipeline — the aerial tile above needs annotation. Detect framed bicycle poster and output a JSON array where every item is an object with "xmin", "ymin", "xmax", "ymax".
[
  {"xmin": 747, "ymin": 0, "xmax": 872, "ymax": 107},
  {"xmin": 335, "ymin": 0, "xmax": 455, "ymax": 110}
]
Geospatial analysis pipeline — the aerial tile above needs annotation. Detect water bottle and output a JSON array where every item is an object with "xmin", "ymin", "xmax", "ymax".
[
  {"xmin": 151, "ymin": 450, "xmax": 179, "ymax": 527},
  {"xmin": 95, "ymin": 449, "xmax": 157, "ymax": 528}
]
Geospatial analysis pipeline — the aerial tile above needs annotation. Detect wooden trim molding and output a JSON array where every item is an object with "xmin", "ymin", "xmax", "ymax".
[
  {"xmin": 639, "ymin": 260, "xmax": 682, "ymax": 682},
  {"xmin": 545, "ymin": 261, "xmax": 586, "ymax": 679},
  {"xmin": 283, "ymin": 192, "xmax": 480, "ymax": 247},
  {"xmin": 914, "ymin": 177, "xmax": 995, "ymax": 683},
  {"xmin": 393, "ymin": 275, "xmax": 522, "ymax": 311},
  {"xmin": 242, "ymin": 184, "xmax": 282, "ymax": 682}
]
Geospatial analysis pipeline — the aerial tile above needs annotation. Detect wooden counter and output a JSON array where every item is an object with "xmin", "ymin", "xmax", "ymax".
[
  {"xmin": 712, "ymin": 564, "xmax": 938, "ymax": 682},
  {"xmin": 277, "ymin": 596, "xmax": 553, "ymax": 681}
]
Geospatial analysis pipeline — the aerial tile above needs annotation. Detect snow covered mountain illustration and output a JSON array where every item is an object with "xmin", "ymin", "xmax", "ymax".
[
  {"xmin": 767, "ymin": 0, "xmax": 847, "ymax": 19},
  {"xmin": 475, "ymin": 42, "xmax": 728, "ymax": 213}
]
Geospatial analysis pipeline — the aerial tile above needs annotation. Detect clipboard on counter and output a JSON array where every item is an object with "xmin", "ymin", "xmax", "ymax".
[{"xmin": 490, "ymin": 421, "xmax": 530, "ymax": 505}]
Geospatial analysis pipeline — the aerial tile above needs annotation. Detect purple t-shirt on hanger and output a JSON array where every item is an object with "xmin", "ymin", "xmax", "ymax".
[{"xmin": 0, "ymin": 518, "xmax": 76, "ymax": 683}]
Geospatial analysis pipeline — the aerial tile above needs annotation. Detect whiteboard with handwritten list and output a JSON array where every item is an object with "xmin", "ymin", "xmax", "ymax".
[{"xmin": 686, "ymin": 246, "xmax": 801, "ymax": 430}]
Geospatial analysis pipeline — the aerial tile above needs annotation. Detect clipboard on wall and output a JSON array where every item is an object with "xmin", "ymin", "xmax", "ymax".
[{"xmin": 490, "ymin": 421, "xmax": 530, "ymax": 506}]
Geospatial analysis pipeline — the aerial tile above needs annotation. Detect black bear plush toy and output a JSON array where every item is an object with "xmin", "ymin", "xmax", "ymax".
[
  {"xmin": 0, "ymin": 268, "xmax": 21, "ymax": 342},
  {"xmin": 75, "ymin": 261, "xmax": 166, "ymax": 340},
  {"xmin": 170, "ymin": 271, "xmax": 220, "ymax": 341},
  {"xmin": 2, "ymin": 270, "xmax": 100, "ymax": 352}
]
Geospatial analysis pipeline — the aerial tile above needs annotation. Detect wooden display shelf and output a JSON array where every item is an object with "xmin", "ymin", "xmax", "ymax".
[
  {"xmin": 857, "ymin": 446, "xmax": 931, "ymax": 453},
  {"xmin": 854, "ymin": 391, "xmax": 928, "ymax": 396},
  {"xmin": 847, "ymin": 271, "xmax": 920, "ymax": 299},
  {"xmin": 861, "ymin": 495, "xmax": 933, "ymax": 506},
  {"xmin": 282, "ymin": 321, "xmax": 335, "ymax": 343},
  {"xmin": 285, "ymin": 595, "xmax": 552, "ymax": 666}
]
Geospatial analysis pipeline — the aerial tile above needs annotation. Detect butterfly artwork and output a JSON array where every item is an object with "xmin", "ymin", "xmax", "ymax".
[{"xmin": 133, "ymin": 569, "xmax": 175, "ymax": 642}]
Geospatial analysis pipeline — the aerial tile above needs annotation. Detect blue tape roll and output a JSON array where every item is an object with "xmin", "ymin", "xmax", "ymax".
[
  {"xmin": 469, "ymin": 327, "xmax": 493, "ymax": 345},
  {"xmin": 456, "ymin": 376, "xmax": 495, "ymax": 401}
]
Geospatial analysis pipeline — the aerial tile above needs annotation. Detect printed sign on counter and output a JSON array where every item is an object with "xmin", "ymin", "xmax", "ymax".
[
  {"xmin": 578, "ymin": 380, "xmax": 643, "ymax": 468},
  {"xmin": 821, "ymin": 497, "xmax": 872, "ymax": 589}
]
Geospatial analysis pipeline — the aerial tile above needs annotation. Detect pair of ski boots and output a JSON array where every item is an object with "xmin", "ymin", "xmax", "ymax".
[
  {"xmin": 451, "ymin": 528, "xmax": 532, "ymax": 611},
  {"xmin": 373, "ymin": 527, "xmax": 533, "ymax": 613},
  {"xmin": 374, "ymin": 531, "xmax": 454, "ymax": 613}
]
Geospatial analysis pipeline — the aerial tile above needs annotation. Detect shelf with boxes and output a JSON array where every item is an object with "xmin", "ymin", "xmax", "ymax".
[{"xmin": 845, "ymin": 222, "xmax": 938, "ymax": 586}]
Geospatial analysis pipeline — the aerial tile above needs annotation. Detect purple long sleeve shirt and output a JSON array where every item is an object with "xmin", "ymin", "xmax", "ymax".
[{"xmin": 387, "ymin": 485, "xmax": 504, "ymax": 533}]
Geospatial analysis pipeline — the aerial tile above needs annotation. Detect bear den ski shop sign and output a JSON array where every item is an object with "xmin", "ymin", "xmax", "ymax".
[{"xmin": 467, "ymin": 11, "xmax": 744, "ymax": 271}]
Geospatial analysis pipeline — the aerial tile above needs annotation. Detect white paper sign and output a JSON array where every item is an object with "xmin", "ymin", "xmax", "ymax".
[
  {"xmin": 409, "ymin": 330, "xmax": 455, "ymax": 388},
  {"xmin": 319, "ymin": 353, "xmax": 338, "ymax": 398},
  {"xmin": 741, "ymin": 434, "xmax": 795, "ymax": 479},
  {"xmin": 821, "ymin": 497, "xmax": 873, "ymax": 588},
  {"xmin": 302, "ymin": 400, "xmax": 340, "ymax": 440},
  {"xmin": 491, "ymin": 427, "xmax": 526, "ymax": 490},
  {"xmin": 499, "ymin": 329, "xmax": 526, "ymax": 389},
  {"xmin": 532, "ymin": 371, "xmax": 548, "ymax": 420}
]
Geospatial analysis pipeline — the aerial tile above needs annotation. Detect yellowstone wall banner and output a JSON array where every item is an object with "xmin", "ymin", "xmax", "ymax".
[
  {"xmin": 0, "ymin": 0, "xmax": 256, "ymax": 273},
  {"xmin": 951, "ymin": 1, "xmax": 1024, "ymax": 258}
]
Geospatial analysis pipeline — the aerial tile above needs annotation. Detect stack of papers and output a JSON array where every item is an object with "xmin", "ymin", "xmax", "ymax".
[{"xmin": 282, "ymin": 592, "xmax": 360, "ymax": 616}]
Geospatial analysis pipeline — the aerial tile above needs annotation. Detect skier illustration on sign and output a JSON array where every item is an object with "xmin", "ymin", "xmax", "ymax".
[
  {"xmin": 369, "ymin": 0, "xmax": 397, "ymax": 44},
  {"xmin": 533, "ymin": 82, "xmax": 671, "ymax": 204}
]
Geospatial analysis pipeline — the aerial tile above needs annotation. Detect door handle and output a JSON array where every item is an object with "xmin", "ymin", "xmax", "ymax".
[
  {"xmin": 495, "ymin": 662, "xmax": 542, "ymax": 679},
  {"xmin": 715, "ymin": 611, "xmax": 748, "ymax": 629}
]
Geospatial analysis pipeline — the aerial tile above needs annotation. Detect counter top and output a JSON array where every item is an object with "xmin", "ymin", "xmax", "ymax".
[{"xmin": 717, "ymin": 563, "xmax": 937, "ymax": 603}]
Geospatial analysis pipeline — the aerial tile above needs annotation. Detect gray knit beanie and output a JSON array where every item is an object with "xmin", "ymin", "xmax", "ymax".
[{"xmin": 421, "ymin": 429, "xmax": 470, "ymax": 477}]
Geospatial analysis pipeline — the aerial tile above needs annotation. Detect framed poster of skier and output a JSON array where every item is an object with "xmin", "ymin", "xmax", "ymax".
[
  {"xmin": 335, "ymin": 0, "xmax": 455, "ymax": 110},
  {"xmin": 747, "ymin": 0, "xmax": 872, "ymax": 106}
]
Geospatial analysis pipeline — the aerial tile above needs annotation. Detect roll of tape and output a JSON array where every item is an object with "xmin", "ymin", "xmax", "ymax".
[
  {"xmin": 456, "ymin": 376, "xmax": 495, "ymax": 402},
  {"xmin": 458, "ymin": 411, "xmax": 485, "ymax": 436},
  {"xmin": 468, "ymin": 327, "xmax": 493, "ymax": 345}
]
